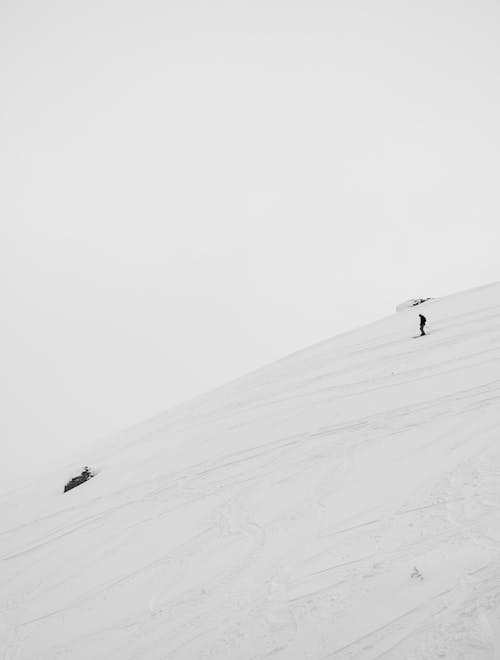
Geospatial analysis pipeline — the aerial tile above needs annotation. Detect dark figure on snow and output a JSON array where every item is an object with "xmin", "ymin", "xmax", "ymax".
[{"xmin": 419, "ymin": 314, "xmax": 427, "ymax": 336}]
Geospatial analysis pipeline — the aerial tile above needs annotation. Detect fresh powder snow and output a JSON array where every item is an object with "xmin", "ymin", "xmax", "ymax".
[{"xmin": 2, "ymin": 281, "xmax": 500, "ymax": 659}]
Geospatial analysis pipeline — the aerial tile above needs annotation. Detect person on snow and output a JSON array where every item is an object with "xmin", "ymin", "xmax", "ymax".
[{"xmin": 419, "ymin": 314, "xmax": 427, "ymax": 336}]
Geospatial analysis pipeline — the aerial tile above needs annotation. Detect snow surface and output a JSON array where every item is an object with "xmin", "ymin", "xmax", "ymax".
[{"xmin": 2, "ymin": 282, "xmax": 500, "ymax": 659}]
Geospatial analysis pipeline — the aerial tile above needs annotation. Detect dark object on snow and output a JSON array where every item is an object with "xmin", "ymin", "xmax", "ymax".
[
  {"xmin": 411, "ymin": 566, "xmax": 424, "ymax": 581},
  {"xmin": 64, "ymin": 466, "xmax": 94, "ymax": 493},
  {"xmin": 396, "ymin": 298, "xmax": 432, "ymax": 312},
  {"xmin": 419, "ymin": 314, "xmax": 427, "ymax": 336}
]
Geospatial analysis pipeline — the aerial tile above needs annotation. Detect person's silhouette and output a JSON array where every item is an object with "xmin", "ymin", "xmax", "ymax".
[{"xmin": 419, "ymin": 314, "xmax": 427, "ymax": 336}]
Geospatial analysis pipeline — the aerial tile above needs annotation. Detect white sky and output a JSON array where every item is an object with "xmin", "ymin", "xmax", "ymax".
[{"xmin": 3, "ymin": 0, "xmax": 500, "ymax": 490}]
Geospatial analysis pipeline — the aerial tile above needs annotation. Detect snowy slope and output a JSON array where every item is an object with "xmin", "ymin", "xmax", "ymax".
[{"xmin": 2, "ymin": 282, "xmax": 500, "ymax": 660}]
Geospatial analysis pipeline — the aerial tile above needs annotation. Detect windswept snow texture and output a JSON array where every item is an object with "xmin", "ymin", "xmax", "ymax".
[{"xmin": 3, "ymin": 283, "xmax": 500, "ymax": 660}]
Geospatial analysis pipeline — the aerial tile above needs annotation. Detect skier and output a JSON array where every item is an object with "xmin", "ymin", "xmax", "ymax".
[{"xmin": 419, "ymin": 314, "xmax": 427, "ymax": 336}]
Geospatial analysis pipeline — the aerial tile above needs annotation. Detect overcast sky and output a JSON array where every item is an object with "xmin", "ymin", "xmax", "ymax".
[{"xmin": 3, "ymin": 0, "xmax": 500, "ymax": 490}]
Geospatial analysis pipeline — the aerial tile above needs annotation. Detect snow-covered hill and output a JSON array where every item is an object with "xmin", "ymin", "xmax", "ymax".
[{"xmin": 2, "ymin": 282, "xmax": 500, "ymax": 659}]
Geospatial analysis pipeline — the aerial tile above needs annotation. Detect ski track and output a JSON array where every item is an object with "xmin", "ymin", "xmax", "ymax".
[{"xmin": 2, "ymin": 284, "xmax": 500, "ymax": 658}]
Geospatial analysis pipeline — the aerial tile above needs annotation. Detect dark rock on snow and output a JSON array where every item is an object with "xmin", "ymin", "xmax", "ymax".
[{"xmin": 64, "ymin": 467, "xmax": 94, "ymax": 493}]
